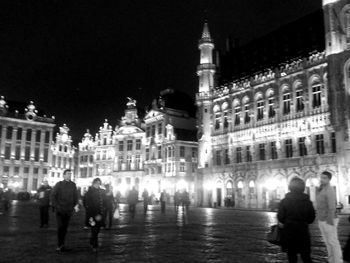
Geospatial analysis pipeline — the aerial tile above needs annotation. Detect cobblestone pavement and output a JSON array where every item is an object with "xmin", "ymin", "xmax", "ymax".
[{"xmin": 0, "ymin": 201, "xmax": 349, "ymax": 263}]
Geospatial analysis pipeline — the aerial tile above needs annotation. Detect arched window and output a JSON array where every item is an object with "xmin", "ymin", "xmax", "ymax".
[
  {"xmin": 233, "ymin": 99, "xmax": 241, "ymax": 126},
  {"xmin": 256, "ymin": 94, "xmax": 264, "ymax": 121},
  {"xmin": 311, "ymin": 79, "xmax": 322, "ymax": 108},
  {"xmin": 226, "ymin": 181, "xmax": 233, "ymax": 197},
  {"xmin": 242, "ymin": 97, "xmax": 250, "ymax": 124},
  {"xmin": 266, "ymin": 89, "xmax": 275, "ymax": 118},
  {"xmin": 282, "ymin": 86, "xmax": 291, "ymax": 115},
  {"xmin": 295, "ymin": 85, "xmax": 304, "ymax": 112},
  {"xmin": 213, "ymin": 105, "xmax": 221, "ymax": 130}
]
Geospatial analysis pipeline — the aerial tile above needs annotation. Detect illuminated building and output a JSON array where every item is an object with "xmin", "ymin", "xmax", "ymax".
[
  {"xmin": 0, "ymin": 96, "xmax": 55, "ymax": 192},
  {"xmin": 76, "ymin": 130, "xmax": 96, "ymax": 193},
  {"xmin": 112, "ymin": 98, "xmax": 144, "ymax": 197},
  {"xmin": 143, "ymin": 89, "xmax": 198, "ymax": 201},
  {"xmin": 49, "ymin": 124, "xmax": 75, "ymax": 186},
  {"xmin": 94, "ymin": 119, "xmax": 115, "ymax": 185},
  {"xmin": 196, "ymin": 2, "xmax": 350, "ymax": 209}
]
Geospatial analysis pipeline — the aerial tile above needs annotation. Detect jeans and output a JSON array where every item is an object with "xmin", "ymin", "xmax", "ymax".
[
  {"xmin": 39, "ymin": 205, "xmax": 49, "ymax": 226},
  {"xmin": 318, "ymin": 219, "xmax": 343, "ymax": 263},
  {"xmin": 90, "ymin": 226, "xmax": 101, "ymax": 248},
  {"xmin": 56, "ymin": 212, "xmax": 71, "ymax": 247},
  {"xmin": 105, "ymin": 208, "xmax": 113, "ymax": 228}
]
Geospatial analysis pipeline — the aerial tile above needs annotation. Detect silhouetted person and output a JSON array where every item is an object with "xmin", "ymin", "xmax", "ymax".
[
  {"xmin": 127, "ymin": 187, "xmax": 138, "ymax": 218},
  {"xmin": 37, "ymin": 179, "xmax": 52, "ymax": 228},
  {"xmin": 142, "ymin": 189, "xmax": 149, "ymax": 213},
  {"xmin": 316, "ymin": 171, "xmax": 342, "ymax": 263},
  {"xmin": 3, "ymin": 189, "xmax": 12, "ymax": 212},
  {"xmin": 104, "ymin": 184, "xmax": 115, "ymax": 229},
  {"xmin": 160, "ymin": 190, "xmax": 166, "ymax": 213},
  {"xmin": 82, "ymin": 188, "xmax": 90, "ymax": 229},
  {"xmin": 278, "ymin": 177, "xmax": 315, "ymax": 263},
  {"xmin": 174, "ymin": 191, "xmax": 181, "ymax": 211},
  {"xmin": 85, "ymin": 178, "xmax": 107, "ymax": 252},
  {"xmin": 51, "ymin": 169, "xmax": 79, "ymax": 253},
  {"xmin": 182, "ymin": 190, "xmax": 190, "ymax": 211}
]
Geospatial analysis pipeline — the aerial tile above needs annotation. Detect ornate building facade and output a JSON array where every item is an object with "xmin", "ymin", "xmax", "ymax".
[
  {"xmin": 49, "ymin": 124, "xmax": 75, "ymax": 186},
  {"xmin": 76, "ymin": 130, "xmax": 95, "ymax": 193},
  {"xmin": 196, "ymin": 1, "xmax": 350, "ymax": 209},
  {"xmin": 143, "ymin": 90, "xmax": 198, "ymax": 201},
  {"xmin": 112, "ymin": 98, "xmax": 144, "ymax": 197},
  {"xmin": 0, "ymin": 96, "xmax": 55, "ymax": 192}
]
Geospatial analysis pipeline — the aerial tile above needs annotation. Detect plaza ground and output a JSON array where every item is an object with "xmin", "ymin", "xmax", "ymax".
[{"xmin": 0, "ymin": 201, "xmax": 349, "ymax": 263}]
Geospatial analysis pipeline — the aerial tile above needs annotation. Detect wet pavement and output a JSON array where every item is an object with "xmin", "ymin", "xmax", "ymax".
[{"xmin": 0, "ymin": 201, "xmax": 349, "ymax": 263}]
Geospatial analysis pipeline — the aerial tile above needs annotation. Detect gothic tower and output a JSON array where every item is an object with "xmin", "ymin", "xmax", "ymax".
[
  {"xmin": 195, "ymin": 22, "xmax": 216, "ymax": 206},
  {"xmin": 323, "ymin": 0, "xmax": 350, "ymax": 204}
]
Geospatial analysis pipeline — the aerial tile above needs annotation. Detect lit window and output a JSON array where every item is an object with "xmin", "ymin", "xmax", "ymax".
[
  {"xmin": 256, "ymin": 99, "xmax": 264, "ymax": 120},
  {"xmin": 312, "ymin": 85, "xmax": 322, "ymax": 108},
  {"xmin": 298, "ymin": 137, "xmax": 307, "ymax": 156},
  {"xmin": 296, "ymin": 90, "xmax": 304, "ymax": 112},
  {"xmin": 283, "ymin": 92, "xmax": 291, "ymax": 115},
  {"xmin": 271, "ymin": 141, "xmax": 278, "ymax": 159}
]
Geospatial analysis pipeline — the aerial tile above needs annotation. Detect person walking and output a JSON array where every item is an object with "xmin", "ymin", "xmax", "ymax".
[
  {"xmin": 50, "ymin": 169, "xmax": 79, "ymax": 253},
  {"xmin": 182, "ymin": 190, "xmax": 190, "ymax": 211},
  {"xmin": 127, "ymin": 186, "xmax": 138, "ymax": 219},
  {"xmin": 160, "ymin": 190, "xmax": 166, "ymax": 213},
  {"xmin": 85, "ymin": 178, "xmax": 107, "ymax": 252},
  {"xmin": 142, "ymin": 189, "xmax": 149, "ymax": 213},
  {"xmin": 277, "ymin": 177, "xmax": 315, "ymax": 263},
  {"xmin": 37, "ymin": 179, "xmax": 52, "ymax": 228},
  {"xmin": 82, "ymin": 188, "xmax": 90, "ymax": 229},
  {"xmin": 174, "ymin": 190, "xmax": 181, "ymax": 211},
  {"xmin": 316, "ymin": 171, "xmax": 343, "ymax": 263},
  {"xmin": 104, "ymin": 184, "xmax": 115, "ymax": 229}
]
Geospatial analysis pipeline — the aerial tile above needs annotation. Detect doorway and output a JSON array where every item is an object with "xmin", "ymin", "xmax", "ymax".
[{"xmin": 216, "ymin": 188, "xmax": 222, "ymax": 207}]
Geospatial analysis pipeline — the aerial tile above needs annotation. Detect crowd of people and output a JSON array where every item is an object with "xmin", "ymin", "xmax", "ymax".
[
  {"xmin": 1, "ymin": 169, "xmax": 190, "ymax": 253},
  {"xmin": 1, "ymin": 168, "xmax": 350, "ymax": 261}
]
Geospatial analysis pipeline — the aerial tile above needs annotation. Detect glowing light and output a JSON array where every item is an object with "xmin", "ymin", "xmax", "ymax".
[
  {"xmin": 204, "ymin": 181, "xmax": 213, "ymax": 191},
  {"xmin": 176, "ymin": 180, "xmax": 187, "ymax": 191},
  {"xmin": 264, "ymin": 178, "xmax": 281, "ymax": 190},
  {"xmin": 237, "ymin": 181, "xmax": 244, "ymax": 189},
  {"xmin": 311, "ymin": 178, "xmax": 319, "ymax": 186},
  {"xmin": 249, "ymin": 180, "xmax": 255, "ymax": 188}
]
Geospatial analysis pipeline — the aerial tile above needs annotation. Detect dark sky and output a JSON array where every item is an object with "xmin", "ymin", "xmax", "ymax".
[{"xmin": 0, "ymin": 0, "xmax": 321, "ymax": 144}]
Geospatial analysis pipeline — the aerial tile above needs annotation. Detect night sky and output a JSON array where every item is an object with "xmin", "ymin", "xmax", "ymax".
[{"xmin": 0, "ymin": 0, "xmax": 321, "ymax": 144}]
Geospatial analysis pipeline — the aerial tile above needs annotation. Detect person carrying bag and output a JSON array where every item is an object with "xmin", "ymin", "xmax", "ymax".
[{"xmin": 277, "ymin": 177, "xmax": 315, "ymax": 263}]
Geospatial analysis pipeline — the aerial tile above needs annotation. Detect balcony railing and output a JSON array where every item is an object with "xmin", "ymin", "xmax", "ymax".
[{"xmin": 197, "ymin": 63, "xmax": 216, "ymax": 72}]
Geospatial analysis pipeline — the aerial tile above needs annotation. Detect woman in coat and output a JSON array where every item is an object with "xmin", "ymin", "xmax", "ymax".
[
  {"xmin": 85, "ymin": 178, "xmax": 107, "ymax": 252},
  {"xmin": 277, "ymin": 177, "xmax": 316, "ymax": 263}
]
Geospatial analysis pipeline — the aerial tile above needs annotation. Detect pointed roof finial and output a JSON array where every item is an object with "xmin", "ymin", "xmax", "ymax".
[{"xmin": 201, "ymin": 22, "xmax": 211, "ymax": 39}]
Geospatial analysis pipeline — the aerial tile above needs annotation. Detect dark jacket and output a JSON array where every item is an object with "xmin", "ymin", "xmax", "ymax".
[
  {"xmin": 50, "ymin": 180, "xmax": 78, "ymax": 214},
  {"xmin": 277, "ymin": 192, "xmax": 315, "ymax": 253},
  {"xmin": 85, "ymin": 187, "xmax": 107, "ymax": 226},
  {"xmin": 37, "ymin": 185, "xmax": 52, "ymax": 206},
  {"xmin": 127, "ymin": 189, "xmax": 138, "ymax": 205}
]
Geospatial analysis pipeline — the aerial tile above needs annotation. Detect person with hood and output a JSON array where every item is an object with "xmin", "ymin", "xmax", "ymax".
[
  {"xmin": 85, "ymin": 178, "xmax": 107, "ymax": 252},
  {"xmin": 277, "ymin": 177, "xmax": 315, "ymax": 263},
  {"xmin": 37, "ymin": 179, "xmax": 52, "ymax": 228},
  {"xmin": 50, "ymin": 169, "xmax": 79, "ymax": 252}
]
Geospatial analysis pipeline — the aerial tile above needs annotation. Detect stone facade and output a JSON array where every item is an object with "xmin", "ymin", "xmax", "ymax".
[
  {"xmin": 0, "ymin": 96, "xmax": 55, "ymax": 192},
  {"xmin": 196, "ymin": 1, "xmax": 350, "ymax": 209}
]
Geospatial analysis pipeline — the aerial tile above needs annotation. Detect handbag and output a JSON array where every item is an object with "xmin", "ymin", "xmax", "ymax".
[
  {"xmin": 113, "ymin": 208, "xmax": 120, "ymax": 219},
  {"xmin": 267, "ymin": 224, "xmax": 282, "ymax": 246}
]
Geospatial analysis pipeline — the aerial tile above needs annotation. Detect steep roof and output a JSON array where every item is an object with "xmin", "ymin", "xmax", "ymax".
[{"xmin": 218, "ymin": 9, "xmax": 325, "ymax": 84}]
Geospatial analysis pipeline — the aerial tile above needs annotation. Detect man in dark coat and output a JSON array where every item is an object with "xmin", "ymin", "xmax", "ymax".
[
  {"xmin": 50, "ymin": 169, "xmax": 79, "ymax": 252},
  {"xmin": 278, "ymin": 177, "xmax": 315, "ymax": 263},
  {"xmin": 37, "ymin": 179, "xmax": 52, "ymax": 228},
  {"xmin": 127, "ymin": 186, "xmax": 138, "ymax": 218},
  {"xmin": 85, "ymin": 178, "xmax": 107, "ymax": 252}
]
